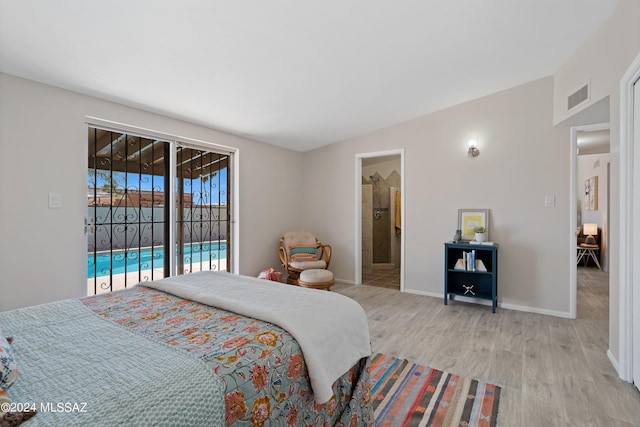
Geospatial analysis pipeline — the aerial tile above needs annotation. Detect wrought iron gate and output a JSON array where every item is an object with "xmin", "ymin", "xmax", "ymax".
[
  {"xmin": 176, "ymin": 146, "xmax": 229, "ymax": 275},
  {"xmin": 87, "ymin": 128, "xmax": 230, "ymax": 295}
]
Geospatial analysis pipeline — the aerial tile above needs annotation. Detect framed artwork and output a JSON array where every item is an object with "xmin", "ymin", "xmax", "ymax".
[
  {"xmin": 584, "ymin": 176, "xmax": 598, "ymax": 211},
  {"xmin": 458, "ymin": 209, "xmax": 490, "ymax": 241}
]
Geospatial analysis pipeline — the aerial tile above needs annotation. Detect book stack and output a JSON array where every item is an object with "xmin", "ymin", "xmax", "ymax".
[
  {"xmin": 453, "ymin": 250, "xmax": 487, "ymax": 272},
  {"xmin": 466, "ymin": 250, "xmax": 476, "ymax": 271}
]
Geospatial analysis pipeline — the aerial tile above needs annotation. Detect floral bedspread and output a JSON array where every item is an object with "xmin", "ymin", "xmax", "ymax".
[{"xmin": 82, "ymin": 285, "xmax": 373, "ymax": 426}]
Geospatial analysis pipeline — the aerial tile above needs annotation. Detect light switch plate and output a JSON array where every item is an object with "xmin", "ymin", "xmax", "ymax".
[
  {"xmin": 49, "ymin": 192, "xmax": 62, "ymax": 208},
  {"xmin": 544, "ymin": 195, "xmax": 555, "ymax": 207}
]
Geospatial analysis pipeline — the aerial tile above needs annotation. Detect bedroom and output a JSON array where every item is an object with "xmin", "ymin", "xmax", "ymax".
[{"xmin": 1, "ymin": 0, "xmax": 640, "ymax": 425}]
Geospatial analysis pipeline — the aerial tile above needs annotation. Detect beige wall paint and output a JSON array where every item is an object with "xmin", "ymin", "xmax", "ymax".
[
  {"xmin": 553, "ymin": 0, "xmax": 640, "ymax": 126},
  {"xmin": 302, "ymin": 76, "xmax": 573, "ymax": 315},
  {"xmin": 0, "ymin": 73, "xmax": 303, "ymax": 310},
  {"xmin": 553, "ymin": 0, "xmax": 640, "ymax": 370}
]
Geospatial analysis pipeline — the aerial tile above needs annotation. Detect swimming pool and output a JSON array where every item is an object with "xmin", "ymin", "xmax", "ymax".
[{"xmin": 88, "ymin": 242, "xmax": 227, "ymax": 278}]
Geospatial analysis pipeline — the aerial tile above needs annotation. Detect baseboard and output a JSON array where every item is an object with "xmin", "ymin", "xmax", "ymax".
[
  {"xmin": 499, "ymin": 302, "xmax": 573, "ymax": 319},
  {"xmin": 403, "ymin": 288, "xmax": 442, "ymax": 299},
  {"xmin": 607, "ymin": 349, "xmax": 621, "ymax": 377},
  {"xmin": 403, "ymin": 288, "xmax": 573, "ymax": 318}
]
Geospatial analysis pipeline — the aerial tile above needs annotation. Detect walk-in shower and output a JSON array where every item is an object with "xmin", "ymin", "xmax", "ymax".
[{"xmin": 362, "ymin": 168, "xmax": 401, "ymax": 271}]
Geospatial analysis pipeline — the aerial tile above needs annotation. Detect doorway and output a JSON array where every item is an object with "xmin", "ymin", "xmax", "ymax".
[
  {"xmin": 570, "ymin": 123, "xmax": 610, "ymax": 319},
  {"xmin": 573, "ymin": 128, "xmax": 611, "ymax": 345},
  {"xmin": 576, "ymin": 127, "xmax": 610, "ymax": 271},
  {"xmin": 355, "ymin": 150, "xmax": 405, "ymax": 290},
  {"xmin": 87, "ymin": 127, "xmax": 232, "ymax": 295}
]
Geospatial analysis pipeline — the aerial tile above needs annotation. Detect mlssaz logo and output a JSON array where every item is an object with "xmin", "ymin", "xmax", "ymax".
[{"xmin": 40, "ymin": 402, "xmax": 88, "ymax": 413}]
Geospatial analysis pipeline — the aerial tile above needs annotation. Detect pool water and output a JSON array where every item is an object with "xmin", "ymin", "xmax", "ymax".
[{"xmin": 88, "ymin": 242, "xmax": 227, "ymax": 278}]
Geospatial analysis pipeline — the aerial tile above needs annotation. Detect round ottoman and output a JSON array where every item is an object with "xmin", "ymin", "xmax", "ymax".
[{"xmin": 298, "ymin": 269, "xmax": 334, "ymax": 291}]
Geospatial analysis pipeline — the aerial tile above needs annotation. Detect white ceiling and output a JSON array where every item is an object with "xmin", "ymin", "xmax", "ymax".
[{"xmin": 0, "ymin": 0, "xmax": 618, "ymax": 152}]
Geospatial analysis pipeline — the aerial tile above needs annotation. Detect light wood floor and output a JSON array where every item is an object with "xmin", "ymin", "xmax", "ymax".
[{"xmin": 332, "ymin": 267, "xmax": 640, "ymax": 426}]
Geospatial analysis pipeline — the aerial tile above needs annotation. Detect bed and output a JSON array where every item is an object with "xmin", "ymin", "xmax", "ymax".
[{"xmin": 0, "ymin": 271, "xmax": 373, "ymax": 426}]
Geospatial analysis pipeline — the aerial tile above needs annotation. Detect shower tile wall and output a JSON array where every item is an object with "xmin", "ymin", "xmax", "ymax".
[{"xmin": 362, "ymin": 183, "xmax": 373, "ymax": 272}]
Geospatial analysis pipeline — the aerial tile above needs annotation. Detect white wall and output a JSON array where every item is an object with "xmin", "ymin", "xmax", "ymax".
[
  {"xmin": 553, "ymin": 0, "xmax": 640, "ymax": 368},
  {"xmin": 301, "ymin": 76, "xmax": 573, "ymax": 315},
  {"xmin": 0, "ymin": 73, "xmax": 303, "ymax": 310},
  {"xmin": 553, "ymin": 0, "xmax": 640, "ymax": 126}
]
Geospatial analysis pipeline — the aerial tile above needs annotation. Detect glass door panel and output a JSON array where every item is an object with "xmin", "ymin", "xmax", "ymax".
[
  {"xmin": 176, "ymin": 147, "xmax": 229, "ymax": 275},
  {"xmin": 87, "ymin": 128, "xmax": 169, "ymax": 295}
]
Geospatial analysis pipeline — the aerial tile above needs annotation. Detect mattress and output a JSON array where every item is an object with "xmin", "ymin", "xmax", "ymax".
[{"xmin": 0, "ymin": 272, "xmax": 374, "ymax": 426}]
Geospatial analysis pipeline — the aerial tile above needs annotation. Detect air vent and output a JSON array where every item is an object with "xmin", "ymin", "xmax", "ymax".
[{"xmin": 567, "ymin": 84, "xmax": 589, "ymax": 110}]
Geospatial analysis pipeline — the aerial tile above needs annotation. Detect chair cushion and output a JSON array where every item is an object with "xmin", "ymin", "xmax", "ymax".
[
  {"xmin": 300, "ymin": 269, "xmax": 334, "ymax": 284},
  {"xmin": 289, "ymin": 260, "xmax": 327, "ymax": 270}
]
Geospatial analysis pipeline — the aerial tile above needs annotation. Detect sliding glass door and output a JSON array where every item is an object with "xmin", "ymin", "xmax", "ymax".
[
  {"xmin": 87, "ymin": 128, "xmax": 231, "ymax": 295},
  {"xmin": 176, "ymin": 147, "xmax": 229, "ymax": 275}
]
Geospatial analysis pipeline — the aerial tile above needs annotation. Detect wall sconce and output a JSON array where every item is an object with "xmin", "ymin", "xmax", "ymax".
[{"xmin": 467, "ymin": 139, "xmax": 480, "ymax": 157}]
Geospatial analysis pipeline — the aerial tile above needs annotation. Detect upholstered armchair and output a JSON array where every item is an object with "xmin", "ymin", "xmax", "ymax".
[{"xmin": 278, "ymin": 231, "xmax": 332, "ymax": 284}]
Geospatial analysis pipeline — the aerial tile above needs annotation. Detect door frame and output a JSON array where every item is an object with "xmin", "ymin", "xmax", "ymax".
[
  {"xmin": 619, "ymin": 51, "xmax": 640, "ymax": 386},
  {"xmin": 355, "ymin": 149, "xmax": 405, "ymax": 290},
  {"xmin": 569, "ymin": 122, "xmax": 610, "ymax": 319},
  {"xmin": 85, "ymin": 116, "xmax": 240, "ymax": 288}
]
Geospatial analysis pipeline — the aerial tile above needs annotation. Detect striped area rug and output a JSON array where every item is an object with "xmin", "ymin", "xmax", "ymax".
[{"xmin": 371, "ymin": 353, "xmax": 501, "ymax": 427}]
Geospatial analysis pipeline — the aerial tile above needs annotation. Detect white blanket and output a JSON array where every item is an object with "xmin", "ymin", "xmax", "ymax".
[{"xmin": 143, "ymin": 271, "xmax": 372, "ymax": 404}]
